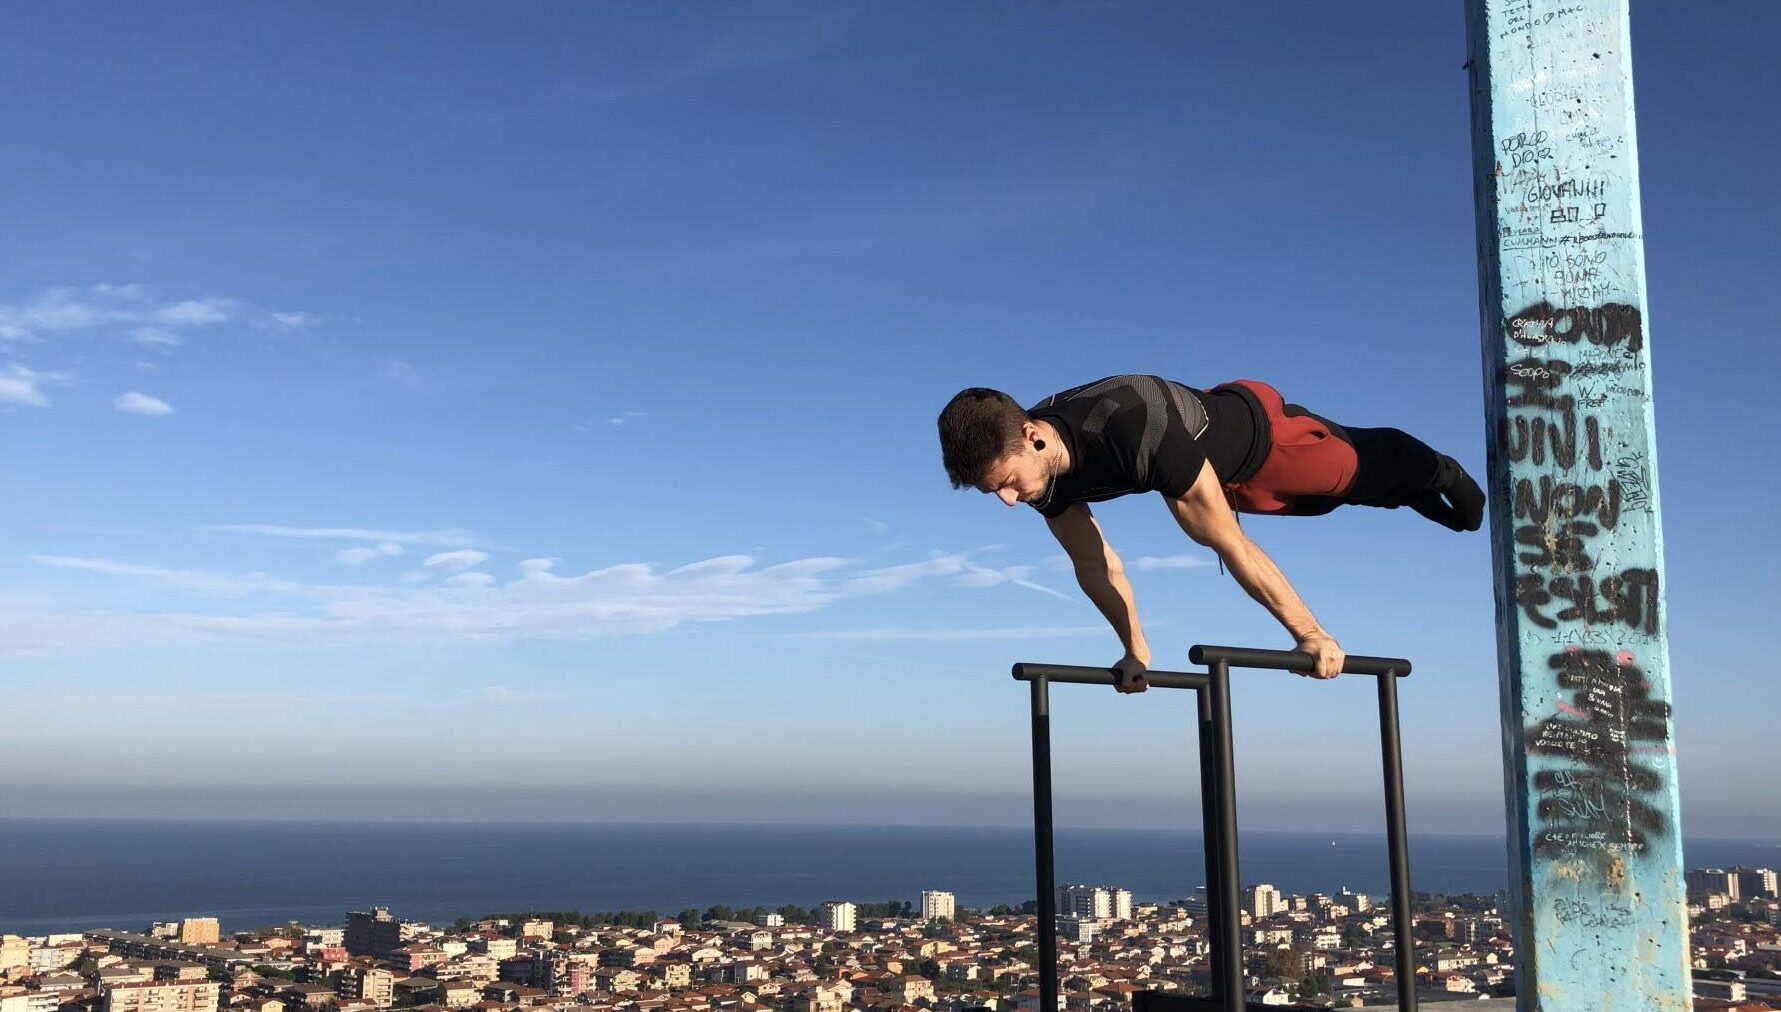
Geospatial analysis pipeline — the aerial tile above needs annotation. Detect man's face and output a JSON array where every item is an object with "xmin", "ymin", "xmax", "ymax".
[{"xmin": 977, "ymin": 444, "xmax": 1050, "ymax": 507}]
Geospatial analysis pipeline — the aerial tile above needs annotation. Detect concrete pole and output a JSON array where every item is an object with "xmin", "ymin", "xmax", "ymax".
[{"xmin": 1463, "ymin": 2, "xmax": 1692, "ymax": 1009}]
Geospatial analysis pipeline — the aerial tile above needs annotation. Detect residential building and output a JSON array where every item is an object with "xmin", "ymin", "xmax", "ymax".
[
  {"xmin": 472, "ymin": 937, "xmax": 517, "ymax": 960},
  {"xmin": 103, "ymin": 979, "xmax": 221, "ymax": 1012},
  {"xmin": 1059, "ymin": 886, "xmax": 1133, "ymax": 922},
  {"xmin": 344, "ymin": 910, "xmax": 403, "ymax": 961},
  {"xmin": 819, "ymin": 902, "xmax": 856, "ymax": 933},
  {"xmin": 336, "ymin": 968, "xmax": 394, "ymax": 1009},
  {"xmin": 1733, "ymin": 867, "xmax": 1779, "ymax": 899},
  {"xmin": 1686, "ymin": 869, "xmax": 1740, "ymax": 902},
  {"xmin": 178, "ymin": 921, "xmax": 220, "ymax": 946},
  {"xmin": 1243, "ymin": 884, "xmax": 1286, "ymax": 919},
  {"xmin": 920, "ymin": 891, "xmax": 956, "ymax": 922},
  {"xmin": 0, "ymin": 938, "xmax": 27, "ymax": 975},
  {"xmin": 29, "ymin": 941, "xmax": 81, "ymax": 974},
  {"xmin": 1055, "ymin": 917, "xmax": 1097, "ymax": 944}
]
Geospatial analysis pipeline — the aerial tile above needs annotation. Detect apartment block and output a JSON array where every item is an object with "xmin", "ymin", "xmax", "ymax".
[
  {"xmin": 819, "ymin": 902, "xmax": 856, "ymax": 933},
  {"xmin": 103, "ymin": 979, "xmax": 221, "ymax": 1012}
]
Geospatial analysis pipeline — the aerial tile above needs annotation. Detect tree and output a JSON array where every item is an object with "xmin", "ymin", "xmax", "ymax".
[
  {"xmin": 252, "ymin": 965, "xmax": 298, "ymax": 983},
  {"xmin": 1262, "ymin": 948, "xmax": 1305, "ymax": 983},
  {"xmin": 679, "ymin": 909, "xmax": 702, "ymax": 930}
]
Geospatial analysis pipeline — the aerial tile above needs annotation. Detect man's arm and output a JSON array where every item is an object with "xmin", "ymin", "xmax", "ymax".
[
  {"xmin": 1044, "ymin": 503, "xmax": 1151, "ymax": 692},
  {"xmin": 1164, "ymin": 459, "xmax": 1345, "ymax": 679}
]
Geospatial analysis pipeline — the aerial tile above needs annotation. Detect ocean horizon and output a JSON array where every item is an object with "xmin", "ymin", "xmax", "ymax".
[{"xmin": 3, "ymin": 819, "xmax": 1775, "ymax": 936}]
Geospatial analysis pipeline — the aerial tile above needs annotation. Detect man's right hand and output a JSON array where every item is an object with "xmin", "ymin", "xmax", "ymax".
[{"xmin": 1113, "ymin": 653, "xmax": 1150, "ymax": 694}]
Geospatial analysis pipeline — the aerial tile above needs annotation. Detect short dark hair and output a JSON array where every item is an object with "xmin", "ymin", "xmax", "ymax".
[{"xmin": 937, "ymin": 387, "xmax": 1029, "ymax": 489}]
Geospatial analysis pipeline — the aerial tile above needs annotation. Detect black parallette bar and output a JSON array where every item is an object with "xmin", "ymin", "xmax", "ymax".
[
  {"xmin": 1029, "ymin": 679, "xmax": 1059, "ymax": 1012},
  {"xmin": 1011, "ymin": 662, "xmax": 1208, "ymax": 690},
  {"xmin": 1188, "ymin": 644, "xmax": 1411, "ymax": 678}
]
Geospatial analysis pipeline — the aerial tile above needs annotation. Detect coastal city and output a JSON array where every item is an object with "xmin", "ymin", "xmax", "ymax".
[{"xmin": 3, "ymin": 867, "xmax": 1777, "ymax": 1012}]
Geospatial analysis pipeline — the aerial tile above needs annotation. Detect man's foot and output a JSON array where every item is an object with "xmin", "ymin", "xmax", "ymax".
[{"xmin": 1409, "ymin": 455, "xmax": 1485, "ymax": 532}]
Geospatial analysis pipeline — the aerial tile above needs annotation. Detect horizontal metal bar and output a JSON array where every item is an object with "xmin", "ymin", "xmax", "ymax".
[
  {"xmin": 1010, "ymin": 662, "xmax": 1208, "ymax": 691},
  {"xmin": 1188, "ymin": 644, "xmax": 1411, "ymax": 678}
]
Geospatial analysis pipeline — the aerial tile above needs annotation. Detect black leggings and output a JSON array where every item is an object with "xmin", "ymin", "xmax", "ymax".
[{"xmin": 1286, "ymin": 420, "xmax": 1445, "ymax": 517}]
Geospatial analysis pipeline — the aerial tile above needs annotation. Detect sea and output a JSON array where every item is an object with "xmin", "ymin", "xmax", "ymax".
[{"xmin": 2, "ymin": 820, "xmax": 1775, "ymax": 936}]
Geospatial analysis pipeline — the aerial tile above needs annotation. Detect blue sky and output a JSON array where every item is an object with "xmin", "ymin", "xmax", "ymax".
[{"xmin": 2, "ymin": 2, "xmax": 1776, "ymax": 837}]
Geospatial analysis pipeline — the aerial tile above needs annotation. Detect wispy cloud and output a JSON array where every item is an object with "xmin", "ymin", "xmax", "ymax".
[
  {"xmin": 8, "ymin": 550, "xmax": 998, "ymax": 653},
  {"xmin": 0, "ymin": 363, "xmax": 65, "ymax": 407},
  {"xmin": 422, "ymin": 550, "xmax": 490, "ymax": 573},
  {"xmin": 211, "ymin": 524, "xmax": 485, "ymax": 549},
  {"xmin": 114, "ymin": 391, "xmax": 174, "ymax": 417},
  {"xmin": 792, "ymin": 625, "xmax": 1105, "ymax": 642},
  {"xmin": 154, "ymin": 297, "xmax": 237, "ymax": 327},
  {"xmin": 955, "ymin": 562, "xmax": 1071, "ymax": 600},
  {"xmin": 1132, "ymin": 554, "xmax": 1214, "ymax": 571},
  {"xmin": 334, "ymin": 542, "xmax": 404, "ymax": 565},
  {"xmin": 0, "ymin": 284, "xmax": 309, "ymax": 346},
  {"xmin": 556, "ymin": 7, "xmax": 859, "ymax": 106},
  {"xmin": 128, "ymin": 327, "xmax": 182, "ymax": 349},
  {"xmin": 29, "ymin": 555, "xmax": 312, "ymax": 598}
]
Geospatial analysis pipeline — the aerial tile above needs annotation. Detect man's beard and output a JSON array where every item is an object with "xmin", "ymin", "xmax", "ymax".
[{"xmin": 1029, "ymin": 453, "xmax": 1061, "ymax": 511}]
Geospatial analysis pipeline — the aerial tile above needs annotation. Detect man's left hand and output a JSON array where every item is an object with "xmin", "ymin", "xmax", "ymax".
[{"xmin": 1294, "ymin": 632, "xmax": 1344, "ymax": 680}]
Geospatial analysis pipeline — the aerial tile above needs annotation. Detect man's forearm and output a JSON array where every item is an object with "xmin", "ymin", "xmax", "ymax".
[
  {"xmin": 1216, "ymin": 538, "xmax": 1324, "ymax": 640},
  {"xmin": 1074, "ymin": 563, "xmax": 1149, "ymax": 660}
]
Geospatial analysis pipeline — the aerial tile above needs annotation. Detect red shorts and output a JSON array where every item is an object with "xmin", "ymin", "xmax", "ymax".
[{"xmin": 1214, "ymin": 380, "xmax": 1358, "ymax": 515}]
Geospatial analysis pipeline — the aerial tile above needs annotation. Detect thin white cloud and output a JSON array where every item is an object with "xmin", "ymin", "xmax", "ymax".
[
  {"xmin": 153, "ymin": 298, "xmax": 237, "ymax": 326},
  {"xmin": 29, "ymin": 555, "xmax": 311, "ymax": 598},
  {"xmin": 1132, "ymin": 554, "xmax": 1214, "ymax": 571},
  {"xmin": 0, "ymin": 363, "xmax": 64, "ymax": 407},
  {"xmin": 128, "ymin": 327, "xmax": 183, "ymax": 349},
  {"xmin": 212, "ymin": 524, "xmax": 484, "ymax": 548},
  {"xmin": 955, "ymin": 562, "xmax": 1071, "ymax": 600},
  {"xmin": 10, "ymin": 549, "xmax": 992, "ymax": 652},
  {"xmin": 114, "ymin": 392, "xmax": 174, "ymax": 417},
  {"xmin": 793, "ymin": 625, "xmax": 1106, "ymax": 642},
  {"xmin": 334, "ymin": 542, "xmax": 404, "ymax": 565},
  {"xmin": 0, "ymin": 284, "xmax": 307, "ymax": 345},
  {"xmin": 423, "ymin": 550, "xmax": 490, "ymax": 573}
]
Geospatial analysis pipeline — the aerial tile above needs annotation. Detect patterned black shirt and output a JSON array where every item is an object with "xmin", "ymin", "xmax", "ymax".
[{"xmin": 1025, "ymin": 374, "xmax": 1261, "ymax": 519}]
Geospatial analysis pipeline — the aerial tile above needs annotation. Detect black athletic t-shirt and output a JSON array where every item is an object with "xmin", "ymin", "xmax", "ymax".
[{"xmin": 1025, "ymin": 374, "xmax": 1262, "ymax": 519}]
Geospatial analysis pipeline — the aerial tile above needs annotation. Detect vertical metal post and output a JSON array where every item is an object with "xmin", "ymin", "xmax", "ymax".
[
  {"xmin": 1465, "ymin": 3, "xmax": 1690, "ymax": 1009},
  {"xmin": 1194, "ymin": 687, "xmax": 1225, "ymax": 1004},
  {"xmin": 1029, "ymin": 677, "xmax": 1058, "ymax": 1012},
  {"xmin": 1208, "ymin": 660, "xmax": 1243, "ymax": 1012},
  {"xmin": 1376, "ymin": 673, "xmax": 1417, "ymax": 1012}
]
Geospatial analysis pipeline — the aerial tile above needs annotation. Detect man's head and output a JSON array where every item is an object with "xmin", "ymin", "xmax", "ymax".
[{"xmin": 937, "ymin": 387, "xmax": 1055, "ymax": 507}]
